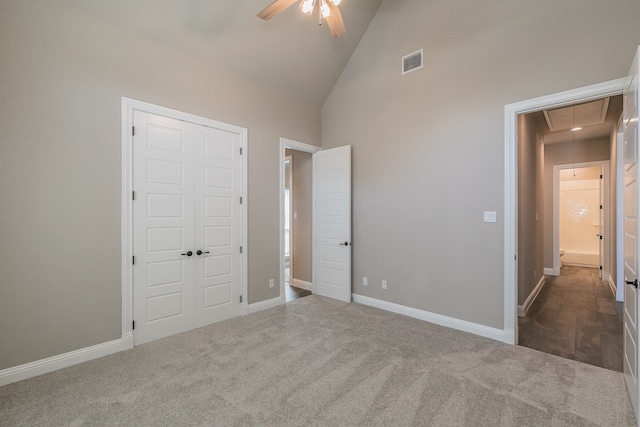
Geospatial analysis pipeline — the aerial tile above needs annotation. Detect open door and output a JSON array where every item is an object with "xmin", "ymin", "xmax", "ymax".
[
  {"xmin": 623, "ymin": 46, "xmax": 640, "ymax": 419},
  {"xmin": 313, "ymin": 145, "xmax": 352, "ymax": 302}
]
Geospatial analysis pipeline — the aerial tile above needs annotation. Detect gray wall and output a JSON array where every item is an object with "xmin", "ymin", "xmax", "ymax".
[
  {"xmin": 321, "ymin": 0, "xmax": 640, "ymax": 328},
  {"xmin": 543, "ymin": 138, "xmax": 611, "ymax": 269},
  {"xmin": 518, "ymin": 114, "xmax": 545, "ymax": 305},
  {"xmin": 0, "ymin": 2, "xmax": 320, "ymax": 370},
  {"xmin": 285, "ymin": 149, "xmax": 313, "ymax": 283}
]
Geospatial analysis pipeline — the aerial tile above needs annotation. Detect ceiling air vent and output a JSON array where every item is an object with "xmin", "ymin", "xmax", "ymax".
[{"xmin": 402, "ymin": 49, "xmax": 423, "ymax": 75}]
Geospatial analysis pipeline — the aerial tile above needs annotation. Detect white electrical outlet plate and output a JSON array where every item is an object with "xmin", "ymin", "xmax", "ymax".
[
  {"xmin": 269, "ymin": 279, "xmax": 274, "ymax": 288},
  {"xmin": 483, "ymin": 211, "xmax": 497, "ymax": 223},
  {"xmin": 363, "ymin": 277, "xmax": 368, "ymax": 286},
  {"xmin": 382, "ymin": 280, "xmax": 387, "ymax": 290}
]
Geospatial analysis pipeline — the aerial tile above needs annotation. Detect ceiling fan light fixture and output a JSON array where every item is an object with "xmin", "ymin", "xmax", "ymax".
[
  {"xmin": 320, "ymin": 0, "xmax": 332, "ymax": 18},
  {"xmin": 299, "ymin": 0, "xmax": 315, "ymax": 15}
]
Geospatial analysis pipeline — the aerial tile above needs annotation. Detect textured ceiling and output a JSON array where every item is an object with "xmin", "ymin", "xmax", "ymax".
[{"xmin": 72, "ymin": 0, "xmax": 384, "ymax": 107}]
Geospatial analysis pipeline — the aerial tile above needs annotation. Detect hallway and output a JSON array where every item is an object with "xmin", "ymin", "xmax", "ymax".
[{"xmin": 518, "ymin": 266, "xmax": 623, "ymax": 371}]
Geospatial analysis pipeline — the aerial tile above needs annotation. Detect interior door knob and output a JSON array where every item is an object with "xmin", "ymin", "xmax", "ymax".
[
  {"xmin": 626, "ymin": 279, "xmax": 639, "ymax": 288},
  {"xmin": 181, "ymin": 251, "xmax": 193, "ymax": 257},
  {"xmin": 196, "ymin": 250, "xmax": 210, "ymax": 255},
  {"xmin": 339, "ymin": 242, "xmax": 351, "ymax": 246}
]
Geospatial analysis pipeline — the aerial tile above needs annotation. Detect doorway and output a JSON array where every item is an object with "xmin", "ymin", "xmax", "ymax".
[
  {"xmin": 279, "ymin": 138, "xmax": 320, "ymax": 304},
  {"xmin": 514, "ymin": 95, "xmax": 622, "ymax": 369},
  {"xmin": 283, "ymin": 150, "xmax": 313, "ymax": 302},
  {"xmin": 278, "ymin": 138, "xmax": 353, "ymax": 304}
]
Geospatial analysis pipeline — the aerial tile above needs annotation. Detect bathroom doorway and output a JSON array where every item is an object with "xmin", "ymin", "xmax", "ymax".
[{"xmin": 554, "ymin": 162, "xmax": 608, "ymax": 278}]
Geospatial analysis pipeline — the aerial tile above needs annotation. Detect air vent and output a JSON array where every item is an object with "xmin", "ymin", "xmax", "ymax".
[{"xmin": 402, "ymin": 49, "xmax": 423, "ymax": 75}]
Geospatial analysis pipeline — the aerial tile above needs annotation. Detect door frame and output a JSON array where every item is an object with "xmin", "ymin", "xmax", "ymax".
[
  {"xmin": 121, "ymin": 97, "xmax": 249, "ymax": 341},
  {"xmin": 279, "ymin": 138, "xmax": 320, "ymax": 304},
  {"xmin": 284, "ymin": 155, "xmax": 293, "ymax": 284},
  {"xmin": 551, "ymin": 161, "xmax": 609, "ymax": 276},
  {"xmin": 504, "ymin": 77, "xmax": 627, "ymax": 345}
]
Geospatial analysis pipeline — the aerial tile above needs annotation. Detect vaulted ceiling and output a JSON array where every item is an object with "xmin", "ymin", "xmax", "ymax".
[{"xmin": 72, "ymin": 0, "xmax": 384, "ymax": 107}]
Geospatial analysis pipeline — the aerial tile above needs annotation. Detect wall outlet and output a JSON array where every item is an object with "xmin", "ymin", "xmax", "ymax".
[
  {"xmin": 363, "ymin": 277, "xmax": 368, "ymax": 286},
  {"xmin": 269, "ymin": 279, "xmax": 274, "ymax": 288},
  {"xmin": 382, "ymin": 280, "xmax": 387, "ymax": 290}
]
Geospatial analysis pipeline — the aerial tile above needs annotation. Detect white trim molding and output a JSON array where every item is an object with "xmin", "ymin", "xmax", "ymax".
[
  {"xmin": 608, "ymin": 275, "xmax": 617, "ymax": 298},
  {"xmin": 353, "ymin": 294, "xmax": 514, "ymax": 344},
  {"xmin": 0, "ymin": 335, "xmax": 133, "ymax": 387},
  {"xmin": 504, "ymin": 77, "xmax": 627, "ymax": 346},
  {"xmin": 292, "ymin": 279, "xmax": 313, "ymax": 291},
  {"xmin": 544, "ymin": 267, "xmax": 559, "ymax": 276},
  {"xmin": 247, "ymin": 297, "xmax": 283, "ymax": 314},
  {"xmin": 518, "ymin": 276, "xmax": 546, "ymax": 317}
]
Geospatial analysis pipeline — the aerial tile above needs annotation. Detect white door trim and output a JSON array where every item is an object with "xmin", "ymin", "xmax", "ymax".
[
  {"xmin": 121, "ymin": 97, "xmax": 249, "ymax": 339},
  {"xmin": 504, "ymin": 77, "xmax": 627, "ymax": 345},
  {"xmin": 279, "ymin": 138, "xmax": 320, "ymax": 304},
  {"xmin": 552, "ymin": 161, "xmax": 609, "ymax": 275}
]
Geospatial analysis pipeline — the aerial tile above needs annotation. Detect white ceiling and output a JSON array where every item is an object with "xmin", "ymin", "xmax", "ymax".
[{"xmin": 71, "ymin": 0, "xmax": 384, "ymax": 107}]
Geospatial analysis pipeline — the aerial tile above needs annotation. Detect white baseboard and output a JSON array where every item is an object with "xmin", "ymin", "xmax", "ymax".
[
  {"xmin": 608, "ymin": 275, "xmax": 617, "ymax": 297},
  {"xmin": 544, "ymin": 267, "xmax": 559, "ymax": 276},
  {"xmin": 0, "ymin": 333, "xmax": 133, "ymax": 387},
  {"xmin": 352, "ymin": 294, "xmax": 514, "ymax": 345},
  {"xmin": 247, "ymin": 296, "xmax": 283, "ymax": 314},
  {"xmin": 291, "ymin": 279, "xmax": 312, "ymax": 291},
  {"xmin": 518, "ymin": 276, "xmax": 546, "ymax": 317}
]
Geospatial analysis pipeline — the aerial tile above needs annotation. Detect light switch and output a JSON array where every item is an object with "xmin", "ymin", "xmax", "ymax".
[{"xmin": 483, "ymin": 211, "xmax": 497, "ymax": 223}]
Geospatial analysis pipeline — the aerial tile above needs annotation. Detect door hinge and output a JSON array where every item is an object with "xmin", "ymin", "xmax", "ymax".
[
  {"xmin": 240, "ymin": 196, "xmax": 243, "ymax": 204},
  {"xmin": 600, "ymin": 205, "xmax": 603, "ymax": 209},
  {"xmin": 240, "ymin": 295, "xmax": 243, "ymax": 303},
  {"xmin": 132, "ymin": 256, "xmax": 135, "ymax": 265},
  {"xmin": 132, "ymin": 320, "xmax": 135, "ymax": 330},
  {"xmin": 132, "ymin": 126, "xmax": 135, "ymax": 136},
  {"xmin": 240, "ymin": 246, "xmax": 243, "ymax": 254},
  {"xmin": 600, "ymin": 266, "xmax": 603, "ymax": 270},
  {"xmin": 514, "ymin": 255, "xmax": 517, "ymax": 261},
  {"xmin": 132, "ymin": 191, "xmax": 135, "ymax": 201},
  {"xmin": 600, "ymin": 235, "xmax": 603, "ymax": 240},
  {"xmin": 600, "ymin": 174, "xmax": 603, "ymax": 179},
  {"xmin": 240, "ymin": 147, "xmax": 243, "ymax": 155}
]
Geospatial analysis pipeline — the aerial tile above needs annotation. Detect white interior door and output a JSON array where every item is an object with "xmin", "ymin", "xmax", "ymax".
[
  {"xmin": 623, "ymin": 46, "xmax": 640, "ymax": 418},
  {"xmin": 133, "ymin": 109, "xmax": 244, "ymax": 345},
  {"xmin": 313, "ymin": 145, "xmax": 352, "ymax": 302},
  {"xmin": 133, "ymin": 111, "xmax": 195, "ymax": 345},
  {"xmin": 193, "ymin": 125, "xmax": 243, "ymax": 327}
]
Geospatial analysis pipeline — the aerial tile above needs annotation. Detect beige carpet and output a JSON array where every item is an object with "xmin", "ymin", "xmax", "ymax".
[{"xmin": 0, "ymin": 295, "xmax": 636, "ymax": 426}]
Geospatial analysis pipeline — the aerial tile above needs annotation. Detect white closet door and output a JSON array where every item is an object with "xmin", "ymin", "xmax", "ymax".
[
  {"xmin": 133, "ymin": 111, "xmax": 195, "ymax": 345},
  {"xmin": 193, "ymin": 125, "xmax": 243, "ymax": 327}
]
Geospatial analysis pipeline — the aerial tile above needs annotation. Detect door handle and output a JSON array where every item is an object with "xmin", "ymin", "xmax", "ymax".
[
  {"xmin": 181, "ymin": 251, "xmax": 193, "ymax": 257},
  {"xmin": 626, "ymin": 279, "xmax": 638, "ymax": 288},
  {"xmin": 339, "ymin": 242, "xmax": 351, "ymax": 246},
  {"xmin": 196, "ymin": 250, "xmax": 210, "ymax": 255}
]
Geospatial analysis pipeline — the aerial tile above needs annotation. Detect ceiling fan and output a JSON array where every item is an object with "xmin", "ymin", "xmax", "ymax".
[{"xmin": 258, "ymin": 0, "xmax": 346, "ymax": 38}]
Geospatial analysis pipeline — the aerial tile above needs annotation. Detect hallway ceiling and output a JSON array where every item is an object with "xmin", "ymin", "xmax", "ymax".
[
  {"xmin": 71, "ymin": 0, "xmax": 384, "ymax": 107},
  {"xmin": 538, "ymin": 95, "xmax": 623, "ymax": 145}
]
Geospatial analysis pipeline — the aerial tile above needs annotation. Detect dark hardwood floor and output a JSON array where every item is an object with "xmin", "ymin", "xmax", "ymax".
[
  {"xmin": 518, "ymin": 266, "xmax": 623, "ymax": 371},
  {"xmin": 285, "ymin": 283, "xmax": 312, "ymax": 302}
]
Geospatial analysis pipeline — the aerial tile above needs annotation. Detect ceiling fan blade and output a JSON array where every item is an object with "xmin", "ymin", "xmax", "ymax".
[
  {"xmin": 257, "ymin": 0, "xmax": 299, "ymax": 20},
  {"xmin": 326, "ymin": 4, "xmax": 346, "ymax": 38}
]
